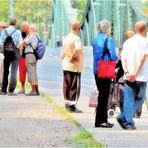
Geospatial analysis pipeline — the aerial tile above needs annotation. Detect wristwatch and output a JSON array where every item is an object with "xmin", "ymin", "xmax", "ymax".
[{"xmin": 124, "ymin": 72, "xmax": 129, "ymax": 74}]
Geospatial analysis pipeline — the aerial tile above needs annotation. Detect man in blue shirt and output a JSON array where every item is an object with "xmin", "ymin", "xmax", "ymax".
[{"xmin": 0, "ymin": 18, "xmax": 22, "ymax": 95}]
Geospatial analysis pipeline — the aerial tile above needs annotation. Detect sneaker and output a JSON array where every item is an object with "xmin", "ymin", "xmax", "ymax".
[
  {"xmin": 26, "ymin": 91, "xmax": 38, "ymax": 96},
  {"xmin": 134, "ymin": 114, "xmax": 140, "ymax": 118},
  {"xmin": 116, "ymin": 117, "xmax": 127, "ymax": 129},
  {"xmin": 7, "ymin": 92, "xmax": 17, "ymax": 96},
  {"xmin": 65, "ymin": 103, "xmax": 71, "ymax": 110},
  {"xmin": 125, "ymin": 124, "xmax": 136, "ymax": 130},
  {"xmin": 0, "ymin": 92, "xmax": 7, "ymax": 95},
  {"xmin": 18, "ymin": 90, "xmax": 25, "ymax": 94},
  {"xmin": 68, "ymin": 105, "xmax": 83, "ymax": 113}
]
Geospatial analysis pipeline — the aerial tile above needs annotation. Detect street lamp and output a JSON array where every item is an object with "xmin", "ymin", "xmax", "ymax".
[{"xmin": 10, "ymin": 0, "xmax": 14, "ymax": 17}]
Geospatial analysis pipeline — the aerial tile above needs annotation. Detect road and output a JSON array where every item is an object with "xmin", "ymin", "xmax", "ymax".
[
  {"xmin": 37, "ymin": 47, "xmax": 95, "ymax": 97},
  {"xmin": 37, "ymin": 46, "xmax": 148, "ymax": 98},
  {"xmin": 37, "ymin": 47, "xmax": 148, "ymax": 147}
]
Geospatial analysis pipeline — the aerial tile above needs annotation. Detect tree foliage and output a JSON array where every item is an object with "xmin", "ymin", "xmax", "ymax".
[
  {"xmin": 71, "ymin": 0, "xmax": 88, "ymax": 22},
  {"xmin": 0, "ymin": 0, "xmax": 52, "ymax": 40},
  {"xmin": 141, "ymin": 2, "xmax": 148, "ymax": 17},
  {"xmin": 0, "ymin": 0, "xmax": 10, "ymax": 22}
]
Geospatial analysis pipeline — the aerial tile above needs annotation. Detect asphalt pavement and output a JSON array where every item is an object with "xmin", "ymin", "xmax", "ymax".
[{"xmin": 38, "ymin": 47, "xmax": 148, "ymax": 148}]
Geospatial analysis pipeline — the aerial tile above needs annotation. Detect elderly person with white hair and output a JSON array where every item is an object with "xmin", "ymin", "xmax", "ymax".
[
  {"xmin": 92, "ymin": 19, "xmax": 117, "ymax": 128},
  {"xmin": 21, "ymin": 24, "xmax": 39, "ymax": 96}
]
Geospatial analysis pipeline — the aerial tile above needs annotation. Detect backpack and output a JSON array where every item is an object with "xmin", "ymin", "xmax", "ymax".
[
  {"xmin": 4, "ymin": 29, "xmax": 17, "ymax": 52},
  {"xmin": 31, "ymin": 34, "xmax": 46, "ymax": 60}
]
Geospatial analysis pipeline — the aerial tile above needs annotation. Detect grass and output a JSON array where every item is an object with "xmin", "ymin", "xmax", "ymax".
[
  {"xmin": 68, "ymin": 129, "xmax": 104, "ymax": 148},
  {"xmin": 42, "ymin": 94, "xmax": 104, "ymax": 148}
]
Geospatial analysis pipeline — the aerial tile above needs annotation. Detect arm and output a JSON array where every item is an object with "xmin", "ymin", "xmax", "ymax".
[
  {"xmin": 134, "ymin": 53, "xmax": 148, "ymax": 76},
  {"xmin": 121, "ymin": 56, "xmax": 135, "ymax": 81},
  {"xmin": 121, "ymin": 57, "xmax": 130, "ymax": 78},
  {"xmin": 121, "ymin": 42, "xmax": 134, "ymax": 81},
  {"xmin": 60, "ymin": 47, "xmax": 65, "ymax": 60},
  {"xmin": 0, "ymin": 30, "xmax": 7, "ymax": 46},
  {"xmin": 107, "ymin": 37, "xmax": 118, "ymax": 61},
  {"xmin": 70, "ymin": 38, "xmax": 83, "ymax": 63}
]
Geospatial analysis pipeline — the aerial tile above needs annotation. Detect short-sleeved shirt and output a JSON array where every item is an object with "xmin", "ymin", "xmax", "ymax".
[
  {"xmin": 121, "ymin": 34, "xmax": 148, "ymax": 82},
  {"xmin": 24, "ymin": 33, "xmax": 38, "ymax": 54},
  {"xmin": 0, "ymin": 25, "xmax": 22, "ymax": 48}
]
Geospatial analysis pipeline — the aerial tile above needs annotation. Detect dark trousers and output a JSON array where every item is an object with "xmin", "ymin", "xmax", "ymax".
[
  {"xmin": 94, "ymin": 74, "xmax": 111, "ymax": 125},
  {"xmin": 63, "ymin": 70, "xmax": 81, "ymax": 101},
  {"xmin": 2, "ymin": 51, "xmax": 20, "ymax": 93}
]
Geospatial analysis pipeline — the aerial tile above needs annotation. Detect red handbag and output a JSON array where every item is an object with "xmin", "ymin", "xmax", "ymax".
[
  {"xmin": 98, "ymin": 60, "xmax": 116, "ymax": 79},
  {"xmin": 97, "ymin": 38, "xmax": 116, "ymax": 79}
]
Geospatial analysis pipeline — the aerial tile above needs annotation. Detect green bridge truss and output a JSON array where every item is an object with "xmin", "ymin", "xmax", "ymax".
[{"xmin": 49, "ymin": 0, "xmax": 148, "ymax": 48}]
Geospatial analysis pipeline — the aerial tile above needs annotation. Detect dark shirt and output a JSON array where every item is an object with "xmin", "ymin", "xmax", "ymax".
[
  {"xmin": 115, "ymin": 60, "xmax": 124, "ymax": 83},
  {"xmin": 21, "ymin": 32, "xmax": 27, "ymax": 57}
]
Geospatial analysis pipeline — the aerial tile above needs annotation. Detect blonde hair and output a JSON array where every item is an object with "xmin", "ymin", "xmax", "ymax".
[
  {"xmin": 135, "ymin": 20, "xmax": 147, "ymax": 33},
  {"xmin": 29, "ymin": 24, "xmax": 37, "ymax": 32},
  {"xmin": 124, "ymin": 30, "xmax": 135, "ymax": 40}
]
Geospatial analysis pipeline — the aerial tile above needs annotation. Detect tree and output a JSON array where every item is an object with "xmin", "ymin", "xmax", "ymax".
[
  {"xmin": 141, "ymin": 2, "xmax": 148, "ymax": 17},
  {"xmin": 71, "ymin": 0, "xmax": 88, "ymax": 22},
  {"xmin": 0, "ymin": 0, "xmax": 52, "ymax": 40},
  {"xmin": 14, "ymin": 0, "xmax": 52, "ymax": 39},
  {"xmin": 0, "ymin": 1, "xmax": 10, "ymax": 23}
]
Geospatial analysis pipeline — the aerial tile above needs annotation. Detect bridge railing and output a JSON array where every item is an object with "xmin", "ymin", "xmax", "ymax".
[{"xmin": 49, "ymin": 0, "xmax": 148, "ymax": 48}]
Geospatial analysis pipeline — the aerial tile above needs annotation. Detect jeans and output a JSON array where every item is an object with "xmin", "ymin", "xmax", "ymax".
[
  {"xmin": 118, "ymin": 80, "xmax": 147, "ymax": 126},
  {"xmin": 2, "ymin": 51, "xmax": 20, "ymax": 93}
]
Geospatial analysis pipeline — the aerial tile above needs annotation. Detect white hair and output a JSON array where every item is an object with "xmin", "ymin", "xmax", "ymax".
[{"xmin": 97, "ymin": 19, "xmax": 111, "ymax": 34}]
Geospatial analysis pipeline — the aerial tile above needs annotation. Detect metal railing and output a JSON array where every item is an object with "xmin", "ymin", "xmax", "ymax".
[{"xmin": 49, "ymin": 0, "xmax": 148, "ymax": 48}]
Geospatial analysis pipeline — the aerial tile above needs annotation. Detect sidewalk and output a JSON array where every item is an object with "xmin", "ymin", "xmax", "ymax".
[
  {"xmin": 0, "ymin": 93, "xmax": 81, "ymax": 147},
  {"xmin": 41, "ymin": 87, "xmax": 148, "ymax": 148}
]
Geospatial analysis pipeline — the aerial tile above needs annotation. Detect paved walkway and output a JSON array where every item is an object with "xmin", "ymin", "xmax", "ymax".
[
  {"xmin": 1, "ymin": 87, "xmax": 148, "ymax": 147},
  {"xmin": 41, "ymin": 87, "xmax": 148, "ymax": 148},
  {"xmin": 0, "ymin": 93, "xmax": 81, "ymax": 147}
]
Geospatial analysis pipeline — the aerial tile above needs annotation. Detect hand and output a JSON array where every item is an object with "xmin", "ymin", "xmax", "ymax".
[
  {"xmin": 126, "ymin": 73, "xmax": 136, "ymax": 82},
  {"xmin": 70, "ymin": 56, "xmax": 79, "ymax": 63},
  {"xmin": 19, "ymin": 44, "xmax": 23, "ymax": 51}
]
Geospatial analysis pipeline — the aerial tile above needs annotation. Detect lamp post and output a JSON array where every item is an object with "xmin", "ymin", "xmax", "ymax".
[{"xmin": 10, "ymin": 0, "xmax": 14, "ymax": 17}]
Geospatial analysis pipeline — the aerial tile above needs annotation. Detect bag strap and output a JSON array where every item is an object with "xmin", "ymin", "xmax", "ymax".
[
  {"xmin": 29, "ymin": 33, "xmax": 39, "ymax": 50},
  {"xmin": 4, "ymin": 28, "xmax": 17, "ymax": 37},
  {"xmin": 102, "ymin": 37, "xmax": 111, "ymax": 60}
]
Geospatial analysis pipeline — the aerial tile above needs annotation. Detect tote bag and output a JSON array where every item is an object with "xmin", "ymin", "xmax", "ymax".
[
  {"xmin": 98, "ymin": 60, "xmax": 116, "ymax": 79},
  {"xmin": 89, "ymin": 88, "xmax": 98, "ymax": 108},
  {"xmin": 98, "ymin": 38, "xmax": 116, "ymax": 79}
]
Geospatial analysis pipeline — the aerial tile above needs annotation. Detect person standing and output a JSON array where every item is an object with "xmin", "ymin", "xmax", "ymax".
[
  {"xmin": 92, "ymin": 19, "xmax": 117, "ymax": 128},
  {"xmin": 18, "ymin": 21, "xmax": 29, "ymax": 94},
  {"xmin": 61, "ymin": 20, "xmax": 84, "ymax": 113},
  {"xmin": 0, "ymin": 22, "xmax": 7, "ymax": 91},
  {"xmin": 116, "ymin": 20, "xmax": 148, "ymax": 130},
  {"xmin": 0, "ymin": 18, "xmax": 22, "ymax": 95},
  {"xmin": 21, "ymin": 24, "xmax": 39, "ymax": 96},
  {"xmin": 116, "ymin": 30, "xmax": 135, "ymax": 112}
]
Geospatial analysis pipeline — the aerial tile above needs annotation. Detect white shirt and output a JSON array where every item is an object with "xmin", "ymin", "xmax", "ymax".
[{"xmin": 121, "ymin": 34, "xmax": 148, "ymax": 82}]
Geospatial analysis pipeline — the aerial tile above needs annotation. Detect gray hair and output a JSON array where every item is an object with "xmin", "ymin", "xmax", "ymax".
[{"xmin": 97, "ymin": 19, "xmax": 111, "ymax": 34}]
